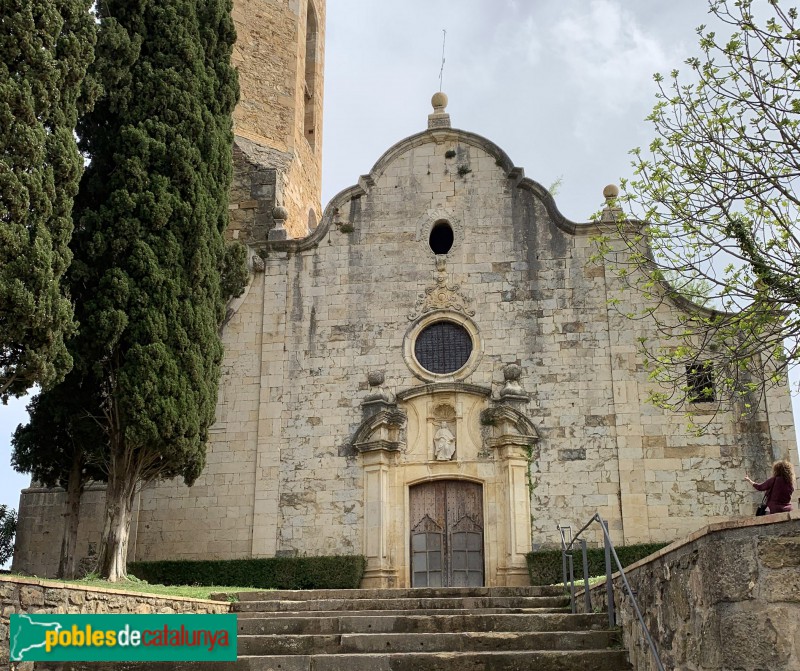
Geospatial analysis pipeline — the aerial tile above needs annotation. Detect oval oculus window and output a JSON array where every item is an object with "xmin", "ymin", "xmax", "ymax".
[
  {"xmin": 414, "ymin": 321, "xmax": 473, "ymax": 374},
  {"xmin": 429, "ymin": 221, "xmax": 454, "ymax": 255}
]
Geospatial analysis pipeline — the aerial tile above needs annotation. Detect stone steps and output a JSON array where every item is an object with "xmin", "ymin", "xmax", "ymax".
[
  {"xmin": 75, "ymin": 649, "xmax": 630, "ymax": 671},
  {"xmin": 239, "ymin": 611, "xmax": 610, "ymax": 635},
  {"xmin": 229, "ymin": 586, "xmax": 630, "ymax": 670},
  {"xmin": 230, "ymin": 585, "xmax": 565, "ymax": 601},
  {"xmin": 233, "ymin": 650, "xmax": 632, "ymax": 670},
  {"xmin": 238, "ymin": 630, "xmax": 619, "ymax": 655},
  {"xmin": 233, "ymin": 595, "xmax": 570, "ymax": 612},
  {"xmin": 237, "ymin": 606, "xmax": 570, "ymax": 618},
  {"xmin": 35, "ymin": 586, "xmax": 631, "ymax": 671}
]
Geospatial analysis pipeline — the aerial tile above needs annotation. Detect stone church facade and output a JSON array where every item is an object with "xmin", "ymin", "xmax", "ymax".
[{"xmin": 14, "ymin": 0, "xmax": 798, "ymax": 587}]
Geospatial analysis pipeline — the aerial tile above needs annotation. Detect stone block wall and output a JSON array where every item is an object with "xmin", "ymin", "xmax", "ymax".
[
  {"xmin": 13, "ymin": 485, "xmax": 106, "ymax": 578},
  {"xmin": 231, "ymin": 0, "xmax": 325, "ymax": 156},
  {"xmin": 230, "ymin": 0, "xmax": 324, "ymax": 239},
  {"xmin": 579, "ymin": 513, "xmax": 800, "ymax": 671},
  {"xmin": 228, "ymin": 140, "xmax": 281, "ymax": 244},
  {"xmin": 0, "ymin": 576, "xmax": 229, "ymax": 669},
  {"xmin": 213, "ymin": 122, "xmax": 796, "ymax": 562},
  {"xmin": 600, "ymin": 242, "xmax": 797, "ymax": 545}
]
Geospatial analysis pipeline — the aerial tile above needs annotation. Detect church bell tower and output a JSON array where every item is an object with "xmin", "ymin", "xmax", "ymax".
[{"xmin": 229, "ymin": 0, "xmax": 325, "ymax": 241}]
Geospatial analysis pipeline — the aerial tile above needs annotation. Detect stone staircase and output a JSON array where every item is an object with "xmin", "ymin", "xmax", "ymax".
[
  {"xmin": 228, "ymin": 585, "xmax": 632, "ymax": 670},
  {"xmin": 33, "ymin": 586, "xmax": 631, "ymax": 670}
]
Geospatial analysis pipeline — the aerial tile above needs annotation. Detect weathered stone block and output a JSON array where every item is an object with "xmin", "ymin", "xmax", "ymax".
[
  {"xmin": 557, "ymin": 449, "xmax": 585, "ymax": 462},
  {"xmin": 253, "ymin": 184, "xmax": 275, "ymax": 200},
  {"xmin": 761, "ymin": 571, "xmax": 800, "ymax": 602},
  {"xmin": 19, "ymin": 586, "xmax": 44, "ymax": 608},
  {"xmin": 253, "ymin": 169, "xmax": 277, "ymax": 186},
  {"xmin": 758, "ymin": 535, "xmax": 800, "ymax": 569},
  {"xmin": 719, "ymin": 608, "xmax": 787, "ymax": 669}
]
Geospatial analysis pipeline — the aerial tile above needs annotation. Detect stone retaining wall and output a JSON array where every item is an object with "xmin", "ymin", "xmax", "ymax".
[
  {"xmin": 579, "ymin": 512, "xmax": 800, "ymax": 671},
  {"xmin": 0, "ymin": 575, "xmax": 230, "ymax": 668}
]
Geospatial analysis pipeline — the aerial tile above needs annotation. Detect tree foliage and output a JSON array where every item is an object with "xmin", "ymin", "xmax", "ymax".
[
  {"xmin": 17, "ymin": 0, "xmax": 240, "ymax": 581},
  {"xmin": 0, "ymin": 1, "xmax": 96, "ymax": 402},
  {"xmin": 12, "ymin": 375, "xmax": 104, "ymax": 490},
  {"xmin": 221, "ymin": 240, "xmax": 249, "ymax": 305},
  {"xmin": 0, "ymin": 504, "xmax": 17, "ymax": 566},
  {"xmin": 599, "ymin": 0, "xmax": 800, "ymax": 413},
  {"xmin": 12, "ymin": 374, "xmax": 106, "ymax": 577}
]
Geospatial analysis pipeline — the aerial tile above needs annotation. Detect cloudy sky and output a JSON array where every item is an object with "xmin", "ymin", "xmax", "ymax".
[
  {"xmin": 321, "ymin": 0, "xmax": 713, "ymax": 213},
  {"xmin": 1, "ymin": 1, "xmax": 797, "ymax": 559}
]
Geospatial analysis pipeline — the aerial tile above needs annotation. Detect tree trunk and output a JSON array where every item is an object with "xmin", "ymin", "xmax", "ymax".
[
  {"xmin": 57, "ymin": 448, "xmax": 84, "ymax": 579},
  {"xmin": 96, "ymin": 444, "xmax": 138, "ymax": 581}
]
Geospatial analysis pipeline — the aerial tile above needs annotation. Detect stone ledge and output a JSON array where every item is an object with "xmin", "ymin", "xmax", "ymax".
[
  {"xmin": 618, "ymin": 511, "xmax": 800, "ymax": 577},
  {"xmin": 0, "ymin": 574, "xmax": 230, "ymax": 607},
  {"xmin": 21, "ymin": 482, "xmax": 107, "ymax": 494}
]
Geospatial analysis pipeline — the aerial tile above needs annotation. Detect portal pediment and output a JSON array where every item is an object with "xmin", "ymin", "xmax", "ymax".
[
  {"xmin": 351, "ymin": 408, "xmax": 407, "ymax": 454},
  {"xmin": 480, "ymin": 404, "xmax": 539, "ymax": 449}
]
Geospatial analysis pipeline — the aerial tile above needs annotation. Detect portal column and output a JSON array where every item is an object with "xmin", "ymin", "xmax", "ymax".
[
  {"xmin": 481, "ymin": 381, "xmax": 539, "ymax": 587},
  {"xmin": 494, "ymin": 442, "xmax": 533, "ymax": 585},
  {"xmin": 351, "ymin": 379, "xmax": 406, "ymax": 587},
  {"xmin": 360, "ymin": 450, "xmax": 397, "ymax": 587}
]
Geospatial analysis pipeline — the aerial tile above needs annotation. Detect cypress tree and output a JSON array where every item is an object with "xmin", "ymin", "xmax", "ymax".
[
  {"xmin": 0, "ymin": 505, "xmax": 16, "ymax": 567},
  {"xmin": 0, "ymin": 1, "xmax": 96, "ymax": 400},
  {"xmin": 67, "ymin": 0, "xmax": 239, "ymax": 580},
  {"xmin": 12, "ymin": 375, "xmax": 105, "ymax": 578}
]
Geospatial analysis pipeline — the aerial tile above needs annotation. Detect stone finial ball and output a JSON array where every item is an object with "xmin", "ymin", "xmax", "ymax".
[
  {"xmin": 367, "ymin": 370, "xmax": 385, "ymax": 387},
  {"xmin": 503, "ymin": 364, "xmax": 522, "ymax": 382},
  {"xmin": 273, "ymin": 205, "xmax": 289, "ymax": 221},
  {"xmin": 603, "ymin": 184, "xmax": 620, "ymax": 199},
  {"xmin": 431, "ymin": 91, "xmax": 448, "ymax": 110}
]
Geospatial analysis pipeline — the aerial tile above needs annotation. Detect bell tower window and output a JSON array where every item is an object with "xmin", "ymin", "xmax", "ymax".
[
  {"xmin": 303, "ymin": 2, "xmax": 318, "ymax": 150},
  {"xmin": 686, "ymin": 362, "xmax": 715, "ymax": 403}
]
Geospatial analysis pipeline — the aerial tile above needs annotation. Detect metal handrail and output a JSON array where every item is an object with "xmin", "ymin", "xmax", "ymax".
[{"xmin": 558, "ymin": 513, "xmax": 665, "ymax": 671}]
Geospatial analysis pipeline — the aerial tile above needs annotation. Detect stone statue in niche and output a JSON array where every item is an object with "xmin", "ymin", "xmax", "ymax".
[{"xmin": 433, "ymin": 423, "xmax": 456, "ymax": 461}]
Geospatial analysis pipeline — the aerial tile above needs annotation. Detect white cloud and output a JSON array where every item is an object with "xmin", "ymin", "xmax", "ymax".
[{"xmin": 552, "ymin": 0, "xmax": 674, "ymax": 113}]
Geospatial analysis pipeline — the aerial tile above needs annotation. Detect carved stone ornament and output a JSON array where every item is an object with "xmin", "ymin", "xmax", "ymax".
[
  {"xmin": 367, "ymin": 370, "xmax": 385, "ymax": 387},
  {"xmin": 351, "ymin": 407, "xmax": 407, "ymax": 454},
  {"xmin": 250, "ymin": 254, "xmax": 265, "ymax": 273},
  {"xmin": 433, "ymin": 423, "xmax": 456, "ymax": 461},
  {"xmin": 364, "ymin": 370, "xmax": 390, "ymax": 404},
  {"xmin": 500, "ymin": 364, "xmax": 527, "ymax": 401},
  {"xmin": 480, "ymin": 404, "xmax": 539, "ymax": 451},
  {"xmin": 408, "ymin": 271, "xmax": 475, "ymax": 321}
]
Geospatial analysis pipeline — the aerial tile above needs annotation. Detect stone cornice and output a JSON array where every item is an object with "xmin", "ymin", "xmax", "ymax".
[{"xmin": 396, "ymin": 382, "xmax": 492, "ymax": 402}]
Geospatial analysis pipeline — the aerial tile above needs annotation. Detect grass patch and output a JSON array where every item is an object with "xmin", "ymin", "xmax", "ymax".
[
  {"xmin": 572, "ymin": 574, "xmax": 609, "ymax": 589},
  {"xmin": 550, "ymin": 574, "xmax": 608, "ymax": 593}
]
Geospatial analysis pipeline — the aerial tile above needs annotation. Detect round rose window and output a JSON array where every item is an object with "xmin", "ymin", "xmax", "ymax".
[{"xmin": 414, "ymin": 321, "xmax": 473, "ymax": 374}]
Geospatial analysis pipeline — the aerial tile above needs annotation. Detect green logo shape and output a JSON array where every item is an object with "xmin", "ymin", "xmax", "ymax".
[{"xmin": 10, "ymin": 613, "xmax": 237, "ymax": 661}]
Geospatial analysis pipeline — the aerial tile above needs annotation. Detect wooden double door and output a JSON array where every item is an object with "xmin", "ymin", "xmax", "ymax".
[{"xmin": 409, "ymin": 480, "xmax": 484, "ymax": 587}]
